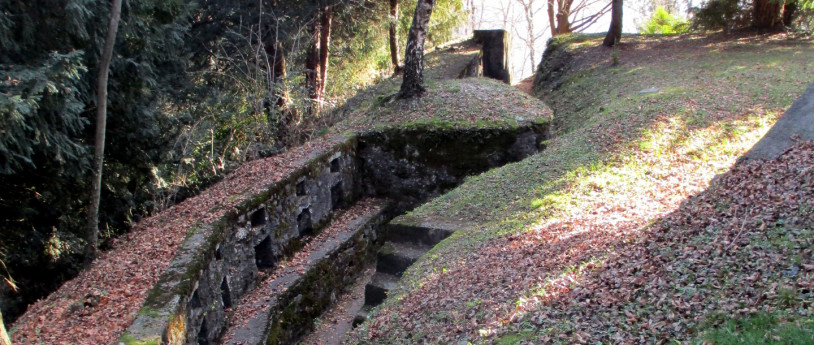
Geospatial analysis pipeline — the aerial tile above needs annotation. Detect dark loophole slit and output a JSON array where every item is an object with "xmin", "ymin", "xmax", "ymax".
[
  {"xmin": 215, "ymin": 245, "xmax": 223, "ymax": 260},
  {"xmin": 197, "ymin": 318, "xmax": 210, "ymax": 345},
  {"xmin": 330, "ymin": 157, "xmax": 341, "ymax": 172},
  {"xmin": 298, "ymin": 208, "xmax": 313, "ymax": 237},
  {"xmin": 250, "ymin": 208, "xmax": 266, "ymax": 228},
  {"xmin": 254, "ymin": 235, "xmax": 275, "ymax": 270},
  {"xmin": 331, "ymin": 182, "xmax": 344, "ymax": 211},
  {"xmin": 190, "ymin": 289, "xmax": 202, "ymax": 309},
  {"xmin": 296, "ymin": 180, "xmax": 306, "ymax": 196},
  {"xmin": 220, "ymin": 277, "xmax": 232, "ymax": 308}
]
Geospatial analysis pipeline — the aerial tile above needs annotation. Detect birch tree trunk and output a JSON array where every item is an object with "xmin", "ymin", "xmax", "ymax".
[
  {"xmin": 399, "ymin": 0, "xmax": 435, "ymax": 99},
  {"xmin": 87, "ymin": 0, "xmax": 123, "ymax": 260}
]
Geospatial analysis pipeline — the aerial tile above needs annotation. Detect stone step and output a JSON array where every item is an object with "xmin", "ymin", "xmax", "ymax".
[
  {"xmin": 219, "ymin": 199, "xmax": 388, "ymax": 345},
  {"xmin": 352, "ymin": 305, "xmax": 372, "ymax": 328},
  {"xmin": 385, "ymin": 215, "xmax": 465, "ymax": 247},
  {"xmin": 376, "ymin": 241, "xmax": 430, "ymax": 277},
  {"xmin": 364, "ymin": 272, "xmax": 400, "ymax": 307}
]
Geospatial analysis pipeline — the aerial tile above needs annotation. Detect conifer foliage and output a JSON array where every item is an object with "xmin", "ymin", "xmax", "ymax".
[{"xmin": 0, "ymin": 0, "xmax": 188, "ymax": 320}]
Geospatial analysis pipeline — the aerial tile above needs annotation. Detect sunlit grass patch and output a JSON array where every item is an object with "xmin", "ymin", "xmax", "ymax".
[{"xmin": 702, "ymin": 313, "xmax": 814, "ymax": 345}]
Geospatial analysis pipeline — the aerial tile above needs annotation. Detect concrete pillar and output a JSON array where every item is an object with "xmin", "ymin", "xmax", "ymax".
[{"xmin": 473, "ymin": 30, "xmax": 512, "ymax": 84}]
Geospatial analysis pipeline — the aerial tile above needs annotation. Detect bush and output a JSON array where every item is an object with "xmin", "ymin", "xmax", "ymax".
[
  {"xmin": 693, "ymin": 0, "xmax": 751, "ymax": 30},
  {"xmin": 641, "ymin": 6, "xmax": 690, "ymax": 34}
]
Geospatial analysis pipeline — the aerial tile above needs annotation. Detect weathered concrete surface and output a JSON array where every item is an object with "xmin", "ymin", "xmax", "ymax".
[
  {"xmin": 121, "ymin": 120, "xmax": 551, "ymax": 345},
  {"xmin": 252, "ymin": 201, "xmax": 389, "ymax": 345},
  {"xmin": 120, "ymin": 140, "xmax": 362, "ymax": 345},
  {"xmin": 458, "ymin": 52, "xmax": 483, "ymax": 79},
  {"xmin": 361, "ymin": 215, "xmax": 474, "ymax": 311},
  {"xmin": 359, "ymin": 124, "xmax": 549, "ymax": 212},
  {"xmin": 473, "ymin": 30, "xmax": 512, "ymax": 84},
  {"xmin": 742, "ymin": 81, "xmax": 814, "ymax": 161}
]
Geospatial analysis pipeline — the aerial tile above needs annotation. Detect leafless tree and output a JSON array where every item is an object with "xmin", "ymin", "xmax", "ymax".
[
  {"xmin": 513, "ymin": 0, "xmax": 547, "ymax": 74},
  {"xmin": 499, "ymin": 0, "xmax": 516, "ymax": 28},
  {"xmin": 547, "ymin": 0, "xmax": 611, "ymax": 36}
]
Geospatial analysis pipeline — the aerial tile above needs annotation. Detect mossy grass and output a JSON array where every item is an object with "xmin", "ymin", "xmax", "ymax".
[
  {"xmin": 355, "ymin": 33, "xmax": 814, "ymax": 343},
  {"xmin": 332, "ymin": 78, "xmax": 552, "ymax": 135},
  {"xmin": 701, "ymin": 312, "xmax": 814, "ymax": 344}
]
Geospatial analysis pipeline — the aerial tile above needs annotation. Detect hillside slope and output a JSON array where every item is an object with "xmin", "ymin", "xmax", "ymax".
[
  {"xmin": 350, "ymin": 33, "xmax": 814, "ymax": 344},
  {"xmin": 7, "ymin": 39, "xmax": 553, "ymax": 345}
]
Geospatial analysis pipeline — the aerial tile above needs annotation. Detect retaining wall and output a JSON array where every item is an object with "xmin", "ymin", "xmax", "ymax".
[
  {"xmin": 119, "ymin": 120, "xmax": 550, "ymax": 345},
  {"xmin": 121, "ymin": 138, "xmax": 361, "ymax": 345}
]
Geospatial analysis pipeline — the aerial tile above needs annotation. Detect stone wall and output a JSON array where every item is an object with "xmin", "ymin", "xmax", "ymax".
[
  {"xmin": 358, "ymin": 123, "xmax": 549, "ymax": 212},
  {"xmin": 120, "ymin": 119, "xmax": 550, "ymax": 345},
  {"xmin": 121, "ymin": 139, "xmax": 362, "ymax": 345}
]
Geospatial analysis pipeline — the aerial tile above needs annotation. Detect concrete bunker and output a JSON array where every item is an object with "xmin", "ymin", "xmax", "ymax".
[{"xmin": 122, "ymin": 119, "xmax": 550, "ymax": 345}]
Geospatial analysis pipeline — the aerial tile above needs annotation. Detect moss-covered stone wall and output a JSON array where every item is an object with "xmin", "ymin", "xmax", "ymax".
[
  {"xmin": 119, "ymin": 119, "xmax": 550, "ymax": 345},
  {"xmin": 358, "ymin": 122, "xmax": 549, "ymax": 212},
  {"xmin": 120, "ymin": 139, "xmax": 362, "ymax": 345}
]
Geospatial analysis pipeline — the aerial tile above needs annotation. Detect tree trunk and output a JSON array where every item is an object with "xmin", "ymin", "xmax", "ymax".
[
  {"xmin": 399, "ymin": 0, "xmax": 435, "ymax": 99},
  {"xmin": 264, "ymin": 39, "xmax": 293, "ymax": 142},
  {"xmin": 389, "ymin": 0, "xmax": 402, "ymax": 73},
  {"xmin": 519, "ymin": 0, "xmax": 537, "ymax": 72},
  {"xmin": 87, "ymin": 0, "xmax": 122, "ymax": 261},
  {"xmin": 305, "ymin": 20, "xmax": 321, "ymax": 114},
  {"xmin": 753, "ymin": 0, "xmax": 782, "ymax": 28},
  {"xmin": 556, "ymin": 0, "xmax": 572, "ymax": 34},
  {"xmin": 0, "ymin": 309, "xmax": 11, "ymax": 345},
  {"xmin": 547, "ymin": 0, "xmax": 557, "ymax": 36},
  {"xmin": 783, "ymin": 0, "xmax": 798, "ymax": 27},
  {"xmin": 265, "ymin": 41, "xmax": 288, "ymax": 109},
  {"xmin": 317, "ymin": 4, "xmax": 332, "ymax": 99},
  {"xmin": 603, "ymin": 0, "xmax": 622, "ymax": 47},
  {"xmin": 548, "ymin": 0, "xmax": 575, "ymax": 36}
]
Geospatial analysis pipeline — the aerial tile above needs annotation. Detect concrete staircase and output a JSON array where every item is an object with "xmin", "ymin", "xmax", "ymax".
[
  {"xmin": 354, "ymin": 218, "xmax": 458, "ymax": 325},
  {"xmin": 218, "ymin": 199, "xmax": 390, "ymax": 345}
]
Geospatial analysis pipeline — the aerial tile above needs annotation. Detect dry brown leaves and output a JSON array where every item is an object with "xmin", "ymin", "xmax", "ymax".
[
  {"xmin": 219, "ymin": 198, "xmax": 381, "ymax": 344},
  {"xmin": 10, "ymin": 138, "xmax": 340, "ymax": 345},
  {"xmin": 364, "ymin": 141, "xmax": 814, "ymax": 344}
]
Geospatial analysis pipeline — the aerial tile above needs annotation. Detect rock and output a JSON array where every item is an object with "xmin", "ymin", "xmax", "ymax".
[{"xmin": 638, "ymin": 87, "xmax": 660, "ymax": 94}]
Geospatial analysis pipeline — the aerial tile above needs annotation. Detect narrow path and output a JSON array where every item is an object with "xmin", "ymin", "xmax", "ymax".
[
  {"xmin": 219, "ymin": 199, "xmax": 384, "ymax": 345},
  {"xmin": 299, "ymin": 265, "xmax": 375, "ymax": 345},
  {"xmin": 514, "ymin": 76, "xmax": 534, "ymax": 95}
]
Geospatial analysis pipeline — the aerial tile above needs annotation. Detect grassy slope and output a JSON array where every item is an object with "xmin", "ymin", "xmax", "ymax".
[
  {"xmin": 329, "ymin": 40, "xmax": 551, "ymax": 134},
  {"xmin": 350, "ymin": 33, "xmax": 814, "ymax": 344}
]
